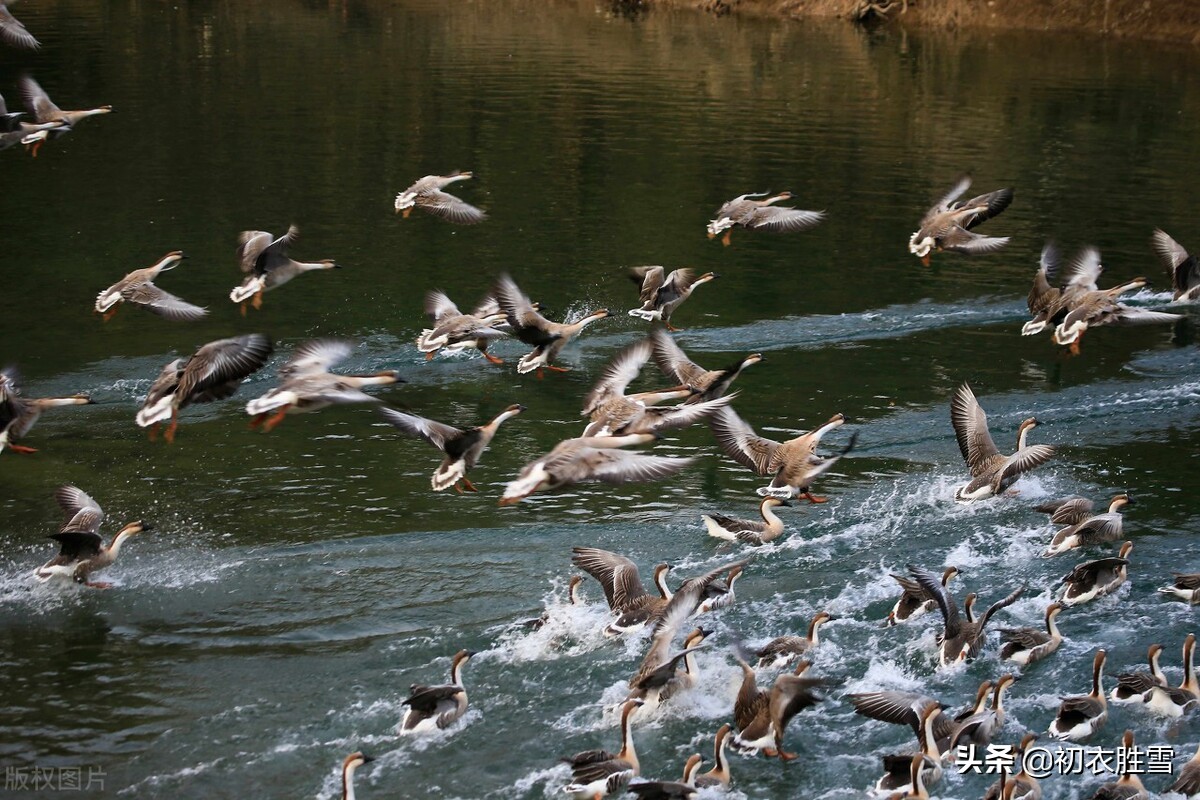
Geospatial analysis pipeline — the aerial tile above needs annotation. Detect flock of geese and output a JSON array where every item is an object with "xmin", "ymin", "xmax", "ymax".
[{"xmin": 5, "ymin": 8, "xmax": 1200, "ymax": 799}]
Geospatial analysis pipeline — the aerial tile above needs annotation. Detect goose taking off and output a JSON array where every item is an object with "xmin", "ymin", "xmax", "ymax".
[
  {"xmin": 492, "ymin": 273, "xmax": 609, "ymax": 377},
  {"xmin": 908, "ymin": 564, "xmax": 1024, "ymax": 667},
  {"xmin": 399, "ymin": 650, "xmax": 476, "ymax": 734},
  {"xmin": 1152, "ymin": 228, "xmax": 1200, "ymax": 302},
  {"xmin": 706, "ymin": 191, "xmax": 825, "ymax": 246},
  {"xmin": 650, "ymin": 329, "xmax": 761, "ymax": 404},
  {"xmin": 731, "ymin": 654, "xmax": 827, "ymax": 760},
  {"xmin": 394, "ymin": 172, "xmax": 486, "ymax": 224},
  {"xmin": 0, "ymin": 368, "xmax": 91, "ymax": 455},
  {"xmin": 378, "ymin": 404, "xmax": 523, "ymax": 492},
  {"xmin": 34, "ymin": 486, "xmax": 151, "ymax": 589},
  {"xmin": 909, "ymin": 175, "xmax": 1012, "ymax": 264},
  {"xmin": 950, "ymin": 383, "xmax": 1055, "ymax": 503},
  {"xmin": 570, "ymin": 546, "xmax": 673, "ymax": 637},
  {"xmin": 17, "ymin": 75, "xmax": 110, "ymax": 155},
  {"xmin": 229, "ymin": 225, "xmax": 338, "ymax": 313},
  {"xmin": 627, "ymin": 267, "xmax": 717, "ymax": 331},
  {"xmin": 886, "ymin": 566, "xmax": 960, "ymax": 626},
  {"xmin": 416, "ymin": 290, "xmax": 508, "ymax": 364},
  {"xmin": 1039, "ymin": 494, "xmax": 1134, "ymax": 556},
  {"xmin": 94, "ymin": 251, "xmax": 208, "ymax": 322}
]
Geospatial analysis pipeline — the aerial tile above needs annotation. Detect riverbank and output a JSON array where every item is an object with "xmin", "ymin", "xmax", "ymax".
[{"xmin": 649, "ymin": 0, "xmax": 1200, "ymax": 44}]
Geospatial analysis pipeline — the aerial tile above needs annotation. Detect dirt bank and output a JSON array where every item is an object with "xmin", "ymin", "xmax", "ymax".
[{"xmin": 648, "ymin": 0, "xmax": 1200, "ymax": 44}]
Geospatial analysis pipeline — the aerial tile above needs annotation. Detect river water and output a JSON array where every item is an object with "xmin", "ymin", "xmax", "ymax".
[{"xmin": 2, "ymin": 1, "xmax": 1200, "ymax": 798}]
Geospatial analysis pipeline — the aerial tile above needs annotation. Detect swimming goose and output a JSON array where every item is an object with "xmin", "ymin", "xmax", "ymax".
[
  {"xmin": 1022, "ymin": 243, "xmax": 1067, "ymax": 336},
  {"xmin": 702, "ymin": 497, "xmax": 789, "ymax": 546},
  {"xmin": 650, "ymin": 329, "xmax": 761, "ymax": 405},
  {"xmin": 874, "ymin": 704, "xmax": 943, "ymax": 793},
  {"xmin": 848, "ymin": 682, "xmax": 989, "ymax": 757},
  {"xmin": 34, "ymin": 485, "xmax": 151, "ymax": 588},
  {"xmin": 950, "ymin": 383, "xmax": 1055, "ymax": 503},
  {"xmin": 628, "ymin": 770, "xmax": 699, "ymax": 800},
  {"xmin": 1169, "ymin": 742, "xmax": 1200, "ymax": 798},
  {"xmin": 416, "ymin": 290, "xmax": 508, "ymax": 363},
  {"xmin": 627, "ymin": 267, "xmax": 717, "ymax": 331},
  {"xmin": 394, "ymin": 172, "xmax": 486, "ymax": 224},
  {"xmin": 581, "ymin": 339, "xmax": 731, "ymax": 438},
  {"xmin": 999, "ymin": 603, "xmax": 1064, "ymax": 665},
  {"xmin": 499, "ymin": 433, "xmax": 694, "ymax": 505},
  {"xmin": 909, "ymin": 564, "xmax": 1024, "ymax": 666},
  {"xmin": 1152, "ymin": 228, "xmax": 1200, "ymax": 302},
  {"xmin": 709, "ymin": 407, "xmax": 854, "ymax": 501},
  {"xmin": 399, "ymin": 650, "xmax": 476, "ymax": 734},
  {"xmin": 706, "ymin": 191, "xmax": 825, "ymax": 246},
  {"xmin": 492, "ymin": 273, "xmax": 609, "ymax": 377},
  {"xmin": 1110, "ymin": 644, "xmax": 1167, "ymax": 705},
  {"xmin": 982, "ymin": 733, "xmax": 1041, "ymax": 800},
  {"xmin": 561, "ymin": 699, "xmax": 642, "ymax": 798},
  {"xmin": 341, "ymin": 752, "xmax": 373, "ymax": 800},
  {"xmin": 229, "ymin": 225, "xmax": 338, "ymax": 313},
  {"xmin": 953, "ymin": 674, "xmax": 1015, "ymax": 747},
  {"xmin": 378, "ymin": 403, "xmax": 524, "ymax": 492},
  {"xmin": 1039, "ymin": 494, "xmax": 1134, "ymax": 556},
  {"xmin": 908, "ymin": 176, "xmax": 1012, "ymax": 264},
  {"xmin": 1048, "ymin": 649, "xmax": 1107, "ymax": 740},
  {"xmin": 137, "ymin": 334, "xmax": 273, "ymax": 442},
  {"xmin": 731, "ymin": 655, "xmax": 826, "ymax": 760},
  {"xmin": 1059, "ymin": 541, "xmax": 1133, "ymax": 606},
  {"xmin": 883, "ymin": 754, "xmax": 929, "ymax": 800},
  {"xmin": 94, "ymin": 251, "xmax": 207, "ymax": 322},
  {"xmin": 1142, "ymin": 634, "xmax": 1198, "ymax": 718},
  {"xmin": 246, "ymin": 340, "xmax": 400, "ymax": 431},
  {"xmin": 1160, "ymin": 573, "xmax": 1200, "ymax": 604},
  {"xmin": 886, "ymin": 566, "xmax": 960, "ymax": 626},
  {"xmin": 755, "ymin": 611, "xmax": 832, "ymax": 668},
  {"xmin": 571, "ymin": 546, "xmax": 673, "ymax": 636},
  {"xmin": 0, "ymin": 4, "xmax": 38, "ymax": 49},
  {"xmin": 693, "ymin": 563, "xmax": 747, "ymax": 615},
  {"xmin": 0, "ymin": 368, "xmax": 91, "ymax": 454},
  {"xmin": 694, "ymin": 725, "xmax": 732, "ymax": 789},
  {"xmin": 626, "ymin": 624, "xmax": 710, "ymax": 710},
  {"xmin": 17, "ymin": 75, "xmax": 110, "ymax": 150},
  {"xmin": 524, "ymin": 575, "xmax": 584, "ymax": 630},
  {"xmin": 1089, "ymin": 730, "xmax": 1148, "ymax": 800}
]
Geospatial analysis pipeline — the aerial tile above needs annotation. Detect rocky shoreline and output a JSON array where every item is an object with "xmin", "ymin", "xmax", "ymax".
[{"xmin": 646, "ymin": 0, "xmax": 1200, "ymax": 44}]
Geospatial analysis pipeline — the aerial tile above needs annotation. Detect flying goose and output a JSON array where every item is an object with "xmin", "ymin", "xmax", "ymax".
[
  {"xmin": 754, "ymin": 611, "xmax": 833, "ymax": 668},
  {"xmin": 34, "ymin": 485, "xmax": 151, "ymax": 588},
  {"xmin": 571, "ymin": 546, "xmax": 673, "ymax": 636},
  {"xmin": 394, "ymin": 172, "xmax": 486, "ymax": 224},
  {"xmin": 1060, "ymin": 541, "xmax": 1133, "ymax": 606},
  {"xmin": 1110, "ymin": 644, "xmax": 1167, "ymax": 705},
  {"xmin": 1048, "ymin": 649, "xmax": 1107, "ymax": 740},
  {"xmin": 1141, "ymin": 634, "xmax": 1198, "ymax": 718},
  {"xmin": 886, "ymin": 566, "xmax": 961, "ymax": 627},
  {"xmin": 377, "ymin": 404, "xmax": 524, "ymax": 492},
  {"xmin": 136, "ymin": 334, "xmax": 274, "ymax": 442},
  {"xmin": 0, "ymin": 368, "xmax": 91, "ymax": 455},
  {"xmin": 709, "ymin": 407, "xmax": 854, "ymax": 501},
  {"xmin": 245, "ymin": 339, "xmax": 400, "ymax": 431},
  {"xmin": 560, "ymin": 699, "xmax": 642, "ymax": 799},
  {"xmin": 17, "ymin": 75, "xmax": 110, "ymax": 155},
  {"xmin": 950, "ymin": 383, "xmax": 1055, "ymax": 502},
  {"xmin": 1160, "ymin": 573, "xmax": 1200, "ymax": 604},
  {"xmin": 340, "ymin": 752, "xmax": 373, "ymax": 800},
  {"xmin": 499, "ymin": 433, "xmax": 694, "ymax": 505},
  {"xmin": 908, "ymin": 175, "xmax": 1012, "ymax": 264},
  {"xmin": 1152, "ymin": 228, "xmax": 1200, "ymax": 301},
  {"xmin": 649, "ymin": 330, "xmax": 761, "ymax": 405},
  {"xmin": 627, "ymin": 267, "xmax": 718, "ymax": 331},
  {"xmin": 0, "ymin": 3, "xmax": 38, "ymax": 49},
  {"xmin": 399, "ymin": 650, "xmax": 476, "ymax": 734},
  {"xmin": 1088, "ymin": 730, "xmax": 1148, "ymax": 800},
  {"xmin": 999, "ymin": 603, "xmax": 1064, "ymax": 666},
  {"xmin": 702, "ymin": 496, "xmax": 790, "ymax": 546},
  {"xmin": 94, "ymin": 251, "xmax": 208, "ymax": 322},
  {"xmin": 229, "ymin": 225, "xmax": 338, "ymax": 313},
  {"xmin": 706, "ymin": 191, "xmax": 825, "ymax": 246},
  {"xmin": 1022, "ymin": 243, "xmax": 1067, "ymax": 336},
  {"xmin": 416, "ymin": 290, "xmax": 508, "ymax": 363},
  {"xmin": 909, "ymin": 564, "xmax": 1024, "ymax": 666},
  {"xmin": 731, "ymin": 655, "xmax": 826, "ymax": 760},
  {"xmin": 1039, "ymin": 494, "xmax": 1134, "ymax": 556},
  {"xmin": 492, "ymin": 273, "xmax": 609, "ymax": 377}
]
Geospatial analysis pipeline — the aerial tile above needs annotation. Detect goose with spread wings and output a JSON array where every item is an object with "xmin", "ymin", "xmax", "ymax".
[
  {"xmin": 0, "ymin": 368, "xmax": 91, "ymax": 455},
  {"xmin": 950, "ymin": 383, "xmax": 1055, "ymax": 503},
  {"xmin": 0, "ymin": 3, "xmax": 38, "ymax": 49},
  {"xmin": 650, "ymin": 329, "xmax": 761, "ymax": 405},
  {"xmin": 709, "ymin": 406, "xmax": 854, "ymax": 502},
  {"xmin": 229, "ymin": 225, "xmax": 338, "ymax": 313},
  {"xmin": 1038, "ymin": 494, "xmax": 1134, "ymax": 556},
  {"xmin": 627, "ymin": 267, "xmax": 717, "ymax": 331},
  {"xmin": 16, "ymin": 75, "xmax": 110, "ymax": 156},
  {"xmin": 416, "ymin": 290, "xmax": 509, "ymax": 364},
  {"xmin": 706, "ymin": 191, "xmax": 824, "ymax": 246},
  {"xmin": 492, "ymin": 273, "xmax": 609, "ymax": 377},
  {"xmin": 394, "ymin": 172, "xmax": 486, "ymax": 224},
  {"xmin": 571, "ymin": 546, "xmax": 674, "ymax": 636},
  {"xmin": 94, "ymin": 251, "xmax": 207, "ymax": 322},
  {"xmin": 378, "ymin": 403, "xmax": 523, "ymax": 492},
  {"xmin": 908, "ymin": 175, "xmax": 1012, "ymax": 264},
  {"xmin": 1153, "ymin": 228, "xmax": 1200, "ymax": 302},
  {"xmin": 908, "ymin": 564, "xmax": 1024, "ymax": 667},
  {"xmin": 34, "ymin": 486, "xmax": 151, "ymax": 588}
]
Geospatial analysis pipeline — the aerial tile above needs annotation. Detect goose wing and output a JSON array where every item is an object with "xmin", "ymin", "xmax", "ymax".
[
  {"xmin": 708, "ymin": 406, "xmax": 779, "ymax": 475},
  {"xmin": 921, "ymin": 175, "xmax": 972, "ymax": 222},
  {"xmin": 55, "ymin": 485, "xmax": 104, "ymax": 534},
  {"xmin": 630, "ymin": 266, "xmax": 666, "ymax": 305},
  {"xmin": 0, "ymin": 6, "xmax": 39, "ymax": 49},
  {"xmin": 571, "ymin": 546, "xmax": 649, "ymax": 611},
  {"xmin": 747, "ymin": 206, "xmax": 825, "ymax": 233},
  {"xmin": 979, "ymin": 585, "xmax": 1025, "ymax": 627},
  {"xmin": 402, "ymin": 684, "xmax": 462, "ymax": 714},
  {"xmin": 649, "ymin": 328, "xmax": 707, "ymax": 387},
  {"xmin": 124, "ymin": 283, "xmax": 209, "ymax": 322},
  {"xmin": 17, "ymin": 75, "xmax": 61, "ymax": 123},
  {"xmin": 424, "ymin": 290, "xmax": 462, "ymax": 323},
  {"xmin": 492, "ymin": 274, "xmax": 556, "ymax": 345},
  {"xmin": 994, "ymin": 445, "xmax": 1056, "ymax": 490},
  {"xmin": 953, "ymin": 187, "xmax": 1013, "ymax": 229},
  {"xmin": 279, "ymin": 339, "xmax": 353, "ymax": 378},
  {"xmin": 1062, "ymin": 247, "xmax": 1103, "ymax": 291},
  {"xmin": 909, "ymin": 564, "xmax": 961, "ymax": 637},
  {"xmin": 582, "ymin": 339, "xmax": 652, "ymax": 415},
  {"xmin": 235, "ymin": 230, "xmax": 276, "ymax": 274},
  {"xmin": 47, "ymin": 530, "xmax": 104, "ymax": 561},
  {"xmin": 1113, "ymin": 306, "xmax": 1184, "ymax": 326},
  {"xmin": 177, "ymin": 334, "xmax": 273, "ymax": 402},
  {"xmin": 377, "ymin": 407, "xmax": 462, "ymax": 452},
  {"xmin": 576, "ymin": 448, "xmax": 695, "ymax": 486},
  {"xmin": 1036, "ymin": 497, "xmax": 1095, "ymax": 525},
  {"xmin": 655, "ymin": 561, "xmax": 747, "ymax": 628},
  {"xmin": 847, "ymin": 691, "xmax": 952, "ymax": 740},
  {"xmin": 1152, "ymin": 228, "xmax": 1200, "ymax": 296},
  {"xmin": 418, "ymin": 190, "xmax": 487, "ymax": 225},
  {"xmin": 950, "ymin": 383, "xmax": 1000, "ymax": 475},
  {"xmin": 769, "ymin": 674, "xmax": 827, "ymax": 733},
  {"xmin": 938, "ymin": 225, "xmax": 1010, "ymax": 255}
]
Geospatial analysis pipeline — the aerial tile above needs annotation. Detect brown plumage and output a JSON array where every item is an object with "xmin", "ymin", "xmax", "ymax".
[
  {"xmin": 731, "ymin": 655, "xmax": 826, "ymax": 760},
  {"xmin": 94, "ymin": 251, "xmax": 207, "ymax": 322},
  {"xmin": 950, "ymin": 382, "xmax": 1055, "ymax": 502},
  {"xmin": 627, "ymin": 267, "xmax": 718, "ymax": 331},
  {"xmin": 0, "ymin": 368, "xmax": 92, "ymax": 455},
  {"xmin": 492, "ymin": 273, "xmax": 609, "ymax": 376},
  {"xmin": 34, "ymin": 486, "xmax": 151, "ymax": 589},
  {"xmin": 908, "ymin": 176, "xmax": 1012, "ymax": 263},
  {"xmin": 393, "ymin": 172, "xmax": 486, "ymax": 224}
]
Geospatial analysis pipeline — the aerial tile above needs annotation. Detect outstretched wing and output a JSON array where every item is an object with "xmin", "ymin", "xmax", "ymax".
[
  {"xmin": 419, "ymin": 190, "xmax": 487, "ymax": 225},
  {"xmin": 280, "ymin": 339, "xmax": 354, "ymax": 378},
  {"xmin": 125, "ymin": 283, "xmax": 209, "ymax": 322},
  {"xmin": 571, "ymin": 546, "xmax": 649, "ymax": 610},
  {"xmin": 178, "ymin": 334, "xmax": 273, "ymax": 400},
  {"xmin": 377, "ymin": 406, "xmax": 463, "ymax": 452},
  {"xmin": 708, "ymin": 406, "xmax": 779, "ymax": 475},
  {"xmin": 748, "ymin": 206, "xmax": 825, "ymax": 233},
  {"xmin": 0, "ymin": 6, "xmax": 40, "ymax": 50},
  {"xmin": 582, "ymin": 339, "xmax": 652, "ymax": 415},
  {"xmin": 950, "ymin": 383, "xmax": 1000, "ymax": 475},
  {"xmin": 650, "ymin": 328, "xmax": 707, "ymax": 387},
  {"xmin": 55, "ymin": 485, "xmax": 104, "ymax": 534}
]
